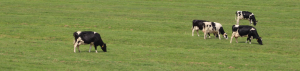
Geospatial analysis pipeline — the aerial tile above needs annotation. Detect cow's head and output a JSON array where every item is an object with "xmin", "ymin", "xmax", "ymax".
[
  {"xmin": 250, "ymin": 15, "xmax": 257, "ymax": 26},
  {"xmin": 223, "ymin": 33, "xmax": 228, "ymax": 39},
  {"xmin": 101, "ymin": 43, "xmax": 107, "ymax": 52},
  {"xmin": 253, "ymin": 20, "xmax": 258, "ymax": 26},
  {"xmin": 257, "ymin": 37, "xmax": 263, "ymax": 45}
]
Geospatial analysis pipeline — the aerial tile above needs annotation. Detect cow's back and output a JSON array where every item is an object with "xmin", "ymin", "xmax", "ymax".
[
  {"xmin": 78, "ymin": 31, "xmax": 97, "ymax": 44},
  {"xmin": 193, "ymin": 20, "xmax": 208, "ymax": 30}
]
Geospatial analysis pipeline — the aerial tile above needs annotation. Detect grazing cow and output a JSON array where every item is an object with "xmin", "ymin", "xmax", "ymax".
[
  {"xmin": 73, "ymin": 31, "xmax": 107, "ymax": 53},
  {"xmin": 192, "ymin": 20, "xmax": 211, "ymax": 37},
  {"xmin": 203, "ymin": 22, "xmax": 228, "ymax": 39},
  {"xmin": 230, "ymin": 25, "xmax": 263, "ymax": 45},
  {"xmin": 235, "ymin": 11, "xmax": 258, "ymax": 26}
]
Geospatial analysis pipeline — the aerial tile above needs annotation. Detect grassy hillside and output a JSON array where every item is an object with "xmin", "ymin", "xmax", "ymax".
[{"xmin": 0, "ymin": 0, "xmax": 299, "ymax": 70}]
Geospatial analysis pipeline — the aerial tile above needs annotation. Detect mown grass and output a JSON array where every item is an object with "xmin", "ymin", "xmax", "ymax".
[{"xmin": 0, "ymin": 0, "xmax": 300, "ymax": 71}]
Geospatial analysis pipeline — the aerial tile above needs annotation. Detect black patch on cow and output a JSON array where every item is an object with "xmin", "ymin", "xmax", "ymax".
[
  {"xmin": 211, "ymin": 22, "xmax": 216, "ymax": 31},
  {"xmin": 236, "ymin": 11, "xmax": 242, "ymax": 16},
  {"xmin": 219, "ymin": 27, "xmax": 225, "ymax": 35},
  {"xmin": 238, "ymin": 28, "xmax": 251, "ymax": 36},
  {"xmin": 78, "ymin": 31, "xmax": 96, "ymax": 44},
  {"xmin": 241, "ymin": 11, "xmax": 253, "ymax": 19},
  {"xmin": 192, "ymin": 20, "xmax": 209, "ymax": 30},
  {"xmin": 232, "ymin": 25, "xmax": 238, "ymax": 32},
  {"xmin": 73, "ymin": 32, "xmax": 80, "ymax": 43}
]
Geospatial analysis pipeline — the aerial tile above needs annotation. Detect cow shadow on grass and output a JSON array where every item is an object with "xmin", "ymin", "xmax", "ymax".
[
  {"xmin": 237, "ymin": 41, "xmax": 260, "ymax": 45},
  {"xmin": 77, "ymin": 51, "xmax": 107, "ymax": 53}
]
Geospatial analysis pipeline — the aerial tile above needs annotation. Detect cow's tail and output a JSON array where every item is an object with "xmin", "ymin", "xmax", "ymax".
[{"xmin": 73, "ymin": 32, "xmax": 79, "ymax": 45}]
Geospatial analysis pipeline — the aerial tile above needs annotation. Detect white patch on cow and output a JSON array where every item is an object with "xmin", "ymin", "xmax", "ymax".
[
  {"xmin": 76, "ymin": 31, "xmax": 82, "ymax": 35},
  {"xmin": 250, "ymin": 28, "xmax": 255, "ymax": 31},
  {"xmin": 234, "ymin": 25, "xmax": 239, "ymax": 27},
  {"xmin": 94, "ymin": 32, "xmax": 97, "ymax": 34}
]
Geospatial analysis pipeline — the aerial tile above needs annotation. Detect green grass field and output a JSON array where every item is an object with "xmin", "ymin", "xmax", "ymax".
[{"xmin": 1, "ymin": 0, "xmax": 300, "ymax": 70}]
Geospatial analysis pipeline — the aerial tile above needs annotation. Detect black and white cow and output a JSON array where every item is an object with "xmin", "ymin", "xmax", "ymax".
[
  {"xmin": 192, "ymin": 20, "xmax": 211, "ymax": 37},
  {"xmin": 230, "ymin": 25, "xmax": 263, "ymax": 45},
  {"xmin": 203, "ymin": 22, "xmax": 228, "ymax": 39},
  {"xmin": 73, "ymin": 31, "xmax": 107, "ymax": 53},
  {"xmin": 235, "ymin": 11, "xmax": 258, "ymax": 26}
]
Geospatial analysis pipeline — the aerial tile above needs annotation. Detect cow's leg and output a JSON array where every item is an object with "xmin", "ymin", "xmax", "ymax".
[
  {"xmin": 207, "ymin": 32, "xmax": 211, "ymax": 38},
  {"xmin": 247, "ymin": 36, "xmax": 252, "ymax": 44},
  {"xmin": 94, "ymin": 45, "xmax": 98, "ymax": 53},
  {"xmin": 77, "ymin": 45, "xmax": 80, "ymax": 52},
  {"xmin": 213, "ymin": 33, "xmax": 217, "ymax": 38},
  {"xmin": 192, "ymin": 28, "xmax": 194, "ymax": 36},
  {"xmin": 230, "ymin": 32, "xmax": 235, "ymax": 43},
  {"xmin": 235, "ymin": 37, "xmax": 238, "ymax": 43},
  {"xmin": 89, "ymin": 44, "xmax": 92, "ymax": 52},
  {"xmin": 204, "ymin": 32, "xmax": 207, "ymax": 39},
  {"xmin": 249, "ymin": 20, "xmax": 252, "ymax": 25},
  {"xmin": 248, "ymin": 38, "xmax": 252, "ymax": 44},
  {"xmin": 197, "ymin": 30, "xmax": 200, "ymax": 36},
  {"xmin": 218, "ymin": 32, "xmax": 221, "ymax": 40},
  {"xmin": 74, "ymin": 42, "xmax": 78, "ymax": 53},
  {"xmin": 236, "ymin": 18, "xmax": 239, "ymax": 25}
]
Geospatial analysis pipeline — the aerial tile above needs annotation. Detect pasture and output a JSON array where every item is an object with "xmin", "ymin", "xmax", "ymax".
[{"xmin": 0, "ymin": 0, "xmax": 299, "ymax": 70}]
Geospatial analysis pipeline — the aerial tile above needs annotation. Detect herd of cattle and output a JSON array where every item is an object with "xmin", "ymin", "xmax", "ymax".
[
  {"xmin": 72, "ymin": 11, "xmax": 263, "ymax": 53},
  {"xmin": 192, "ymin": 11, "xmax": 262, "ymax": 45}
]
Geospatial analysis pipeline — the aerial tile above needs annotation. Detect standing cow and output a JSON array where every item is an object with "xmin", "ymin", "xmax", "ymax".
[
  {"xmin": 230, "ymin": 25, "xmax": 263, "ymax": 45},
  {"xmin": 235, "ymin": 11, "xmax": 258, "ymax": 26},
  {"xmin": 73, "ymin": 31, "xmax": 107, "ymax": 53},
  {"xmin": 203, "ymin": 22, "xmax": 228, "ymax": 39},
  {"xmin": 192, "ymin": 20, "xmax": 211, "ymax": 38}
]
